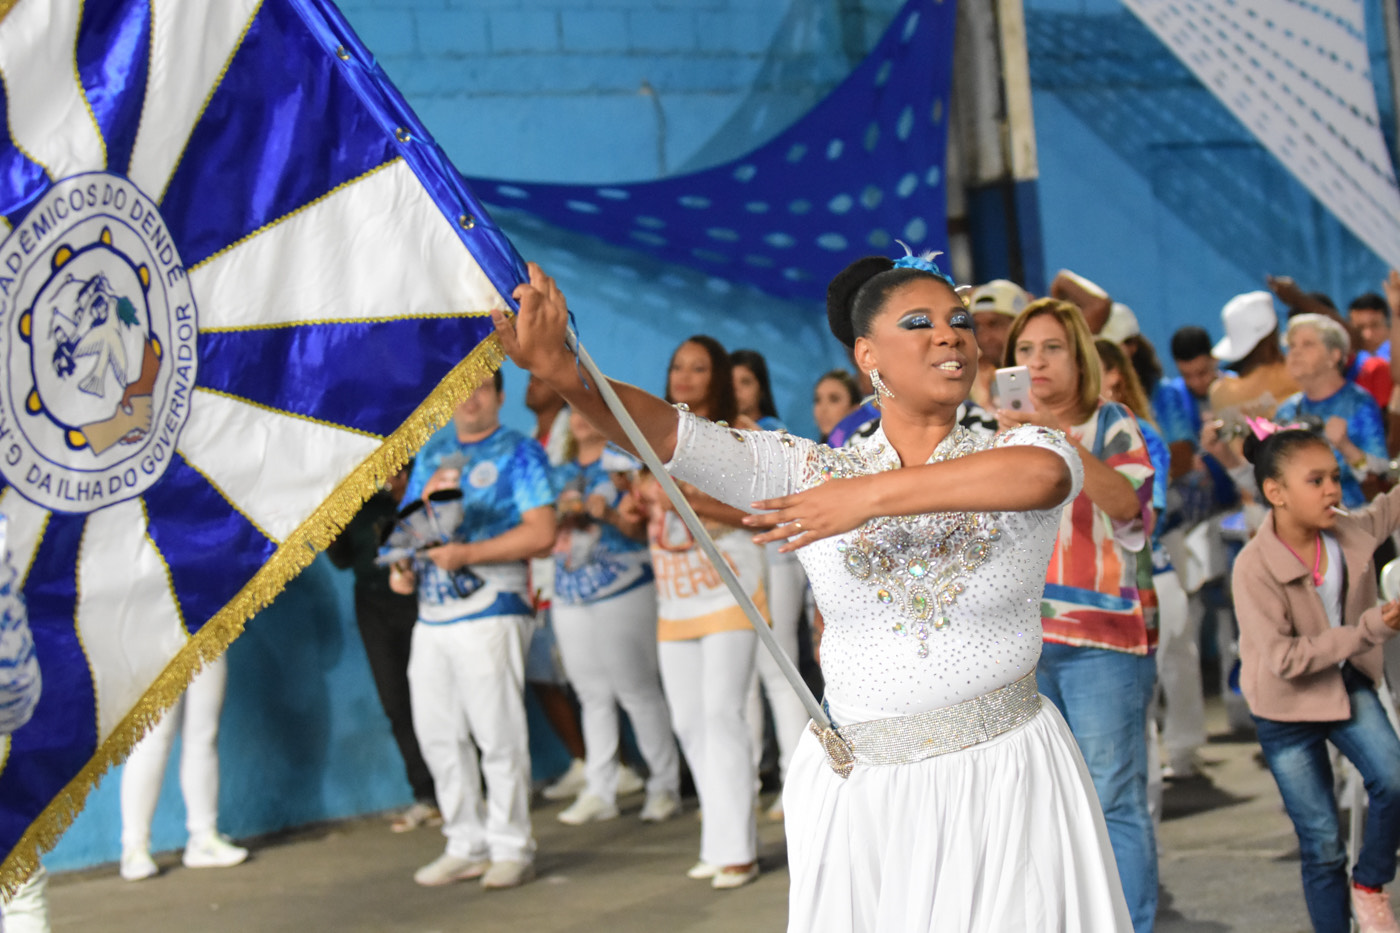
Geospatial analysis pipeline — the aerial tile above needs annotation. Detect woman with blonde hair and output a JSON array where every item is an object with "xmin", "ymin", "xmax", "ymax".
[{"xmin": 1001, "ymin": 300, "xmax": 1159, "ymax": 933}]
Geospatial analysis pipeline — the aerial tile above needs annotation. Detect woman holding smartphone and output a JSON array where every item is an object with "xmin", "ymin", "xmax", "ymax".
[{"xmin": 999, "ymin": 299, "xmax": 1160, "ymax": 933}]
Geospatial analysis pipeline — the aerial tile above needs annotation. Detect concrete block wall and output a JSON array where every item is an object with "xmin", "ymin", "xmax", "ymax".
[{"xmin": 339, "ymin": 0, "xmax": 904, "ymax": 181}]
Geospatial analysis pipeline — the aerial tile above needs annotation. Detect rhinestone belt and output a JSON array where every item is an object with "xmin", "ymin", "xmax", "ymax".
[{"xmin": 810, "ymin": 671, "xmax": 1042, "ymax": 779}]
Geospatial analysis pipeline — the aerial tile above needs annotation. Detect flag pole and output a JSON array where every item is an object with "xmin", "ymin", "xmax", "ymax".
[{"xmin": 563, "ymin": 328, "xmax": 834, "ymax": 732}]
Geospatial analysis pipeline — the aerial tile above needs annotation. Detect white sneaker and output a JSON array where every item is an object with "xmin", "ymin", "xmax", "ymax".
[
  {"xmin": 615, "ymin": 764, "xmax": 645, "ymax": 796},
  {"xmin": 557, "ymin": 793, "xmax": 619, "ymax": 825},
  {"xmin": 481, "ymin": 859, "xmax": 535, "ymax": 889},
  {"xmin": 1352, "ymin": 884, "xmax": 1400, "ymax": 933},
  {"xmin": 413, "ymin": 852, "xmax": 489, "ymax": 887},
  {"xmin": 120, "ymin": 847, "xmax": 159, "ymax": 881},
  {"xmin": 1162, "ymin": 753, "xmax": 1203, "ymax": 780},
  {"xmin": 390, "ymin": 801, "xmax": 442, "ymax": 833},
  {"xmin": 686, "ymin": 860, "xmax": 718, "ymax": 880},
  {"xmin": 639, "ymin": 790, "xmax": 680, "ymax": 823},
  {"xmin": 182, "ymin": 832, "xmax": 247, "ymax": 869},
  {"xmin": 541, "ymin": 758, "xmax": 587, "ymax": 801}
]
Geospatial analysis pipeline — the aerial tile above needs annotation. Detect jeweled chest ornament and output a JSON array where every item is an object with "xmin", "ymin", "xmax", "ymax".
[{"xmin": 804, "ymin": 426, "xmax": 1001, "ymax": 658}]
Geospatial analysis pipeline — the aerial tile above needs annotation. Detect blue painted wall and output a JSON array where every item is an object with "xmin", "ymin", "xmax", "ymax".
[{"xmin": 1030, "ymin": 91, "xmax": 1259, "ymax": 368}]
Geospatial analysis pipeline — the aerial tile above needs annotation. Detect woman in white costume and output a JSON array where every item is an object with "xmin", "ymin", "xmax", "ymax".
[
  {"xmin": 492, "ymin": 254, "xmax": 1131, "ymax": 932},
  {"xmin": 119, "ymin": 657, "xmax": 247, "ymax": 880},
  {"xmin": 550, "ymin": 410, "xmax": 682, "ymax": 826}
]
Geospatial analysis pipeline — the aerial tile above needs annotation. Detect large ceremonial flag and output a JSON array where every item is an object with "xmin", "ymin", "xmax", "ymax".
[{"xmin": 0, "ymin": 0, "xmax": 526, "ymax": 888}]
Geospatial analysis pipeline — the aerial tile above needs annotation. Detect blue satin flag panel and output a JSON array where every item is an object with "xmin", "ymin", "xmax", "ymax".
[
  {"xmin": 75, "ymin": 0, "xmax": 152, "ymax": 179},
  {"xmin": 160, "ymin": 0, "xmax": 398, "ymax": 268},
  {"xmin": 143, "ymin": 454, "xmax": 276, "ymax": 635},
  {"xmin": 196, "ymin": 316, "xmax": 500, "ymax": 439},
  {"xmin": 0, "ymin": 513, "xmax": 94, "ymax": 847},
  {"xmin": 0, "ymin": 73, "xmax": 52, "ymax": 225}
]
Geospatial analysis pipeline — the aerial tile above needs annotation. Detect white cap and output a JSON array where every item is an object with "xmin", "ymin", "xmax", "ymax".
[
  {"xmin": 1099, "ymin": 303, "xmax": 1140, "ymax": 344},
  {"xmin": 966, "ymin": 279, "xmax": 1031, "ymax": 318},
  {"xmin": 1213, "ymin": 291, "xmax": 1279, "ymax": 364}
]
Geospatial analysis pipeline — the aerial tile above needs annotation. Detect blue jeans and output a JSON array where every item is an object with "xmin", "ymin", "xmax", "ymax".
[
  {"xmin": 1253, "ymin": 665, "xmax": 1400, "ymax": 933},
  {"xmin": 1038, "ymin": 643, "xmax": 1158, "ymax": 933}
]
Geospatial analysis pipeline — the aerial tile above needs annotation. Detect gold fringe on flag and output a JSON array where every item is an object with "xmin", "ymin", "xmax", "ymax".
[{"xmin": 0, "ymin": 331, "xmax": 508, "ymax": 897}]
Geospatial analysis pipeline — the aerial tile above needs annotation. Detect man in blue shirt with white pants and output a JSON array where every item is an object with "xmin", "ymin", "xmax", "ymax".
[{"xmin": 390, "ymin": 370, "xmax": 556, "ymax": 890}]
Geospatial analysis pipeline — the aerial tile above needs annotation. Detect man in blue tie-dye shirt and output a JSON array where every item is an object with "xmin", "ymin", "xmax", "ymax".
[{"xmin": 390, "ymin": 370, "xmax": 555, "ymax": 891}]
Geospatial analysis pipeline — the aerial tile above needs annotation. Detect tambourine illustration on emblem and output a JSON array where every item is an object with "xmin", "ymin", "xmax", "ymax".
[{"xmin": 22, "ymin": 227, "xmax": 161, "ymax": 455}]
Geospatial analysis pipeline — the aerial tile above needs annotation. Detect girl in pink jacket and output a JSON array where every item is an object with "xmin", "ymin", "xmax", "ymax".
[{"xmin": 1233, "ymin": 423, "xmax": 1400, "ymax": 933}]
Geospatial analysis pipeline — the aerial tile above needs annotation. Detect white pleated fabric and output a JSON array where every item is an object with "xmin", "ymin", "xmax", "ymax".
[{"xmin": 783, "ymin": 702, "xmax": 1132, "ymax": 933}]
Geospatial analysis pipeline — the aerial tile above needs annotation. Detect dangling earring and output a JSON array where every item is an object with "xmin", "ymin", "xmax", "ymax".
[{"xmin": 869, "ymin": 369, "xmax": 894, "ymax": 400}]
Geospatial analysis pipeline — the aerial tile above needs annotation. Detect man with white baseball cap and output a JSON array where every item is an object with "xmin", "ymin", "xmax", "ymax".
[
  {"xmin": 966, "ymin": 278, "xmax": 1030, "ymax": 409},
  {"xmin": 1209, "ymin": 290, "xmax": 1297, "ymax": 418}
]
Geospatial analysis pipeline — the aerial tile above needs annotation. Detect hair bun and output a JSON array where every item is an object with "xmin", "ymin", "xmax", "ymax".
[
  {"xmin": 827, "ymin": 256, "xmax": 895, "ymax": 347},
  {"xmin": 1240, "ymin": 429, "xmax": 1264, "ymax": 466}
]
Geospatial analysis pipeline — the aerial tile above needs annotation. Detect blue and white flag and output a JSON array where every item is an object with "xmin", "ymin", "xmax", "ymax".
[{"xmin": 0, "ymin": 0, "xmax": 526, "ymax": 887}]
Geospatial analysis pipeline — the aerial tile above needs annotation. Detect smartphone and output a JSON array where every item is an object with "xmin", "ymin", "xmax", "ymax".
[{"xmin": 994, "ymin": 365, "xmax": 1034, "ymax": 413}]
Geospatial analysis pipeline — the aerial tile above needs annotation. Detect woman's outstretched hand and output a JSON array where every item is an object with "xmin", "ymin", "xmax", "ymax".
[
  {"xmin": 743, "ymin": 477, "xmax": 877, "ymax": 552},
  {"xmin": 494, "ymin": 262, "xmax": 575, "ymax": 383}
]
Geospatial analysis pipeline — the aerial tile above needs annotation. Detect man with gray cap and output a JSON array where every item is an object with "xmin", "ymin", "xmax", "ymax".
[{"xmin": 1209, "ymin": 291, "xmax": 1297, "ymax": 419}]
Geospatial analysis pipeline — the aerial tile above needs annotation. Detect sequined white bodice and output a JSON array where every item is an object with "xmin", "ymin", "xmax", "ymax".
[{"xmin": 668, "ymin": 414, "xmax": 1082, "ymax": 724}]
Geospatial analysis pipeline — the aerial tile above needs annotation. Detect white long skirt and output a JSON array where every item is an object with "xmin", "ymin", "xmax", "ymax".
[{"xmin": 783, "ymin": 700, "xmax": 1132, "ymax": 933}]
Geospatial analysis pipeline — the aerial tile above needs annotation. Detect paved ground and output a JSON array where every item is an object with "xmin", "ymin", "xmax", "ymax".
[{"xmin": 42, "ymin": 698, "xmax": 1375, "ymax": 931}]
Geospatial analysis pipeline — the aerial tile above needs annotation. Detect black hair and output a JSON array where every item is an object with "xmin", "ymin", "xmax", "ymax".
[
  {"xmin": 1170, "ymin": 325, "xmax": 1212, "ymax": 362},
  {"xmin": 1350, "ymin": 292, "xmax": 1390, "ymax": 320},
  {"xmin": 816, "ymin": 368, "xmax": 862, "ymax": 407},
  {"xmin": 665, "ymin": 335, "xmax": 737, "ymax": 423},
  {"xmin": 1127, "ymin": 333, "xmax": 1163, "ymax": 394},
  {"xmin": 492, "ymin": 368, "xmax": 504, "ymax": 393},
  {"xmin": 1241, "ymin": 427, "xmax": 1331, "ymax": 495},
  {"xmin": 730, "ymin": 348, "xmax": 780, "ymax": 420},
  {"xmin": 826, "ymin": 256, "xmax": 946, "ymax": 348}
]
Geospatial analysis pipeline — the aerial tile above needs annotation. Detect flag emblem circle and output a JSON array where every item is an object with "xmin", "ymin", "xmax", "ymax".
[{"xmin": 0, "ymin": 173, "xmax": 198, "ymax": 513}]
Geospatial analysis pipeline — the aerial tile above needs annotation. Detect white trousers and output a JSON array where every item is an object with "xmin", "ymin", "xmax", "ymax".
[
  {"xmin": 120, "ymin": 656, "xmax": 228, "ymax": 848},
  {"xmin": 747, "ymin": 559, "xmax": 811, "ymax": 780},
  {"xmin": 1153, "ymin": 566, "xmax": 1206, "ymax": 764},
  {"xmin": 408, "ymin": 615, "xmax": 535, "ymax": 863},
  {"xmin": 553, "ymin": 583, "xmax": 679, "ymax": 804},
  {"xmin": 659, "ymin": 630, "xmax": 758, "ymax": 866},
  {"xmin": 0, "ymin": 866, "xmax": 47, "ymax": 933}
]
